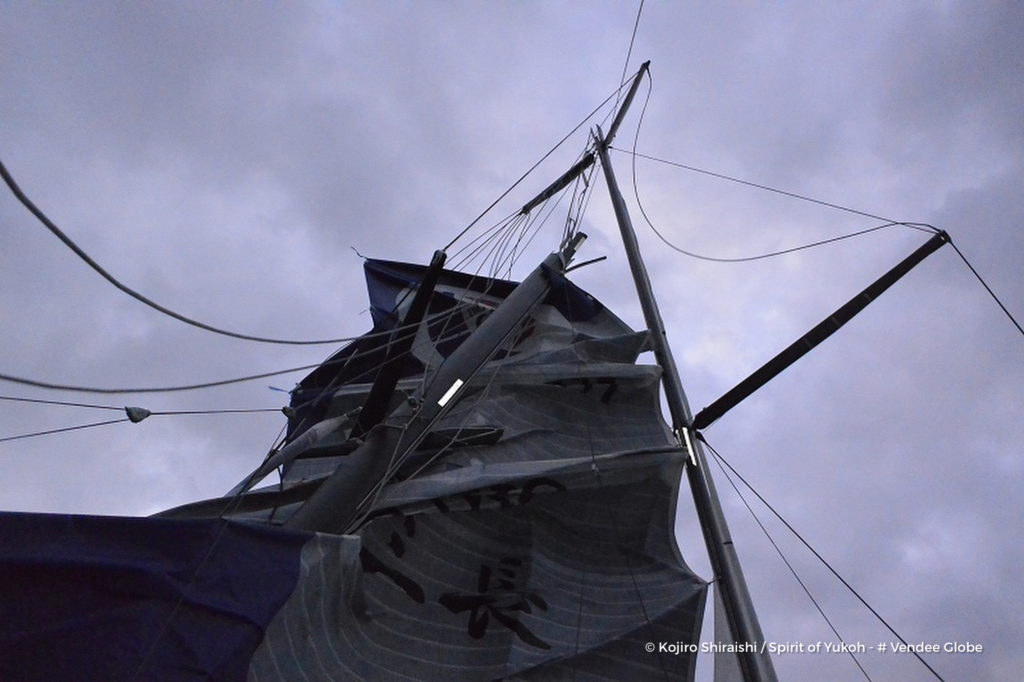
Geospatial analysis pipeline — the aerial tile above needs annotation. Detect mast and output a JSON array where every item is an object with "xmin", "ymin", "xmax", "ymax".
[{"xmin": 596, "ymin": 63, "xmax": 778, "ymax": 682}]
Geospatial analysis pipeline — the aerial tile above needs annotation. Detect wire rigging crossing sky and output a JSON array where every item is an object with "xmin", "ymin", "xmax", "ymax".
[{"xmin": 0, "ymin": 4, "xmax": 1020, "ymax": 681}]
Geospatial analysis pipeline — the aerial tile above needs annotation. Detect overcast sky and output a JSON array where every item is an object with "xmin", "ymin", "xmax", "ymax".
[{"xmin": 1, "ymin": 2, "xmax": 1021, "ymax": 680}]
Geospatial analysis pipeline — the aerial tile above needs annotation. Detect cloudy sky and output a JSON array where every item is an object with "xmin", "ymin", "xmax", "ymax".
[{"xmin": 2, "ymin": 2, "xmax": 1021, "ymax": 680}]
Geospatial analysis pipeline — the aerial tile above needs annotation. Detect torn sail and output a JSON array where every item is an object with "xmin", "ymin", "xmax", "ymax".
[
  {"xmin": 9, "ymin": 258, "xmax": 707, "ymax": 681},
  {"xmin": 249, "ymin": 259, "xmax": 708, "ymax": 679}
]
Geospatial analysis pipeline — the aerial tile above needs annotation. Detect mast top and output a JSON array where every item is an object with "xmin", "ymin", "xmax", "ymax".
[{"xmin": 603, "ymin": 60, "xmax": 650, "ymax": 148}]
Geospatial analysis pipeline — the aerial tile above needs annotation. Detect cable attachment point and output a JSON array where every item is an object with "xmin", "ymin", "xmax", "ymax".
[
  {"xmin": 124, "ymin": 406, "xmax": 152, "ymax": 423},
  {"xmin": 677, "ymin": 426, "xmax": 698, "ymax": 467}
]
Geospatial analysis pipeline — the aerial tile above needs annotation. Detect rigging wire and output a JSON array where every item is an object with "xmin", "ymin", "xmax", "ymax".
[
  {"xmin": 560, "ymin": 151, "xmax": 597, "ymax": 247},
  {"xmin": 347, "ymin": 340, "xmax": 509, "ymax": 532},
  {"xmin": 616, "ymin": 0, "xmax": 645, "ymax": 108},
  {"xmin": 363, "ymin": 213, "xmax": 553, "ymax": 405},
  {"xmin": 487, "ymin": 212, "xmax": 534, "ymax": 279},
  {"xmin": 1, "ymin": 72, "xmax": 621, "ymax": 400},
  {"xmin": 0, "ymin": 394, "xmax": 123, "ymax": 411},
  {"xmin": 0, "ymin": 394, "xmax": 278, "ymax": 416},
  {"xmin": 352, "ymin": 169, "xmax": 604, "ymax": 522},
  {"xmin": 620, "ymin": 71, "xmax": 1019, "ymax": 338},
  {"xmin": 418, "ymin": 216, "xmax": 551, "ymax": 395},
  {"xmin": 147, "ymin": 407, "xmax": 279, "ymax": 416},
  {"xmin": 289, "ymin": 173, "xmax": 599, "ymax": 425},
  {"xmin": 4, "ymin": 70, "xmax": 600, "ymax": 350},
  {"xmin": 0, "ymin": 398, "xmax": 279, "ymax": 443},
  {"xmin": 0, "ymin": 304, "xmax": 485, "ymax": 395},
  {"xmin": 0, "ymin": 418, "xmax": 129, "ymax": 443},
  {"xmin": 619, "ymin": 77, "xmax": 1023, "ymax": 340},
  {"xmin": 346, "ymin": 317, "xmax": 503, "ymax": 530},
  {"xmin": 499, "ymin": 174, "xmax": 577, "ymax": 278},
  {"xmin": 132, "ymin": 391, "xmax": 295, "ymax": 679},
  {"xmin": 947, "ymin": 240, "xmax": 1024, "ymax": 337},
  {"xmin": 647, "ymin": 215, "xmax": 911, "ymax": 263},
  {"xmin": 492, "ymin": 144, "xmax": 595, "ymax": 276},
  {"xmin": 617, "ymin": 142, "xmax": 936, "ymax": 229},
  {"xmin": 413, "ymin": 178, "xmax": 587, "ymax": 402},
  {"xmin": 0, "ymin": 364, "xmax": 319, "ymax": 396},
  {"xmin": 0, "ymin": 157, "xmax": 366, "ymax": 346},
  {"xmin": 706, "ymin": 438, "xmax": 873, "ymax": 681},
  {"xmin": 285, "ymin": 216, "xmax": 572, "ymax": 445},
  {"xmin": 457, "ymin": 219, "xmax": 523, "ymax": 279},
  {"xmin": 388, "ymin": 182, "xmax": 592, "ymax": 488},
  {"xmin": 442, "ymin": 67, "xmax": 644, "ymax": 252},
  {"xmin": 698, "ymin": 434, "xmax": 947, "ymax": 682},
  {"xmin": 622, "ymin": 75, "xmax": 937, "ymax": 263},
  {"xmin": 623, "ymin": 130, "xmax": 1024, "ymax": 335},
  {"xmin": 449, "ymin": 211, "xmax": 523, "ymax": 270}
]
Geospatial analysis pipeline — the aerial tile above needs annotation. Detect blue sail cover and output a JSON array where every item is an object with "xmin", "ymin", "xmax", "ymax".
[
  {"xmin": 2, "ymin": 259, "xmax": 708, "ymax": 680},
  {"xmin": 0, "ymin": 513, "xmax": 311, "ymax": 682}
]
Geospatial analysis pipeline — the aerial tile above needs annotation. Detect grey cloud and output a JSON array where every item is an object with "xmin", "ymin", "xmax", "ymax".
[{"xmin": 1, "ymin": 3, "xmax": 1019, "ymax": 680}]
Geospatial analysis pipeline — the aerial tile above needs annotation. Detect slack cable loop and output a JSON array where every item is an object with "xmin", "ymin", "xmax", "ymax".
[
  {"xmin": 0, "ymin": 158, "xmax": 368, "ymax": 346},
  {"xmin": 621, "ymin": 77, "xmax": 934, "ymax": 263}
]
